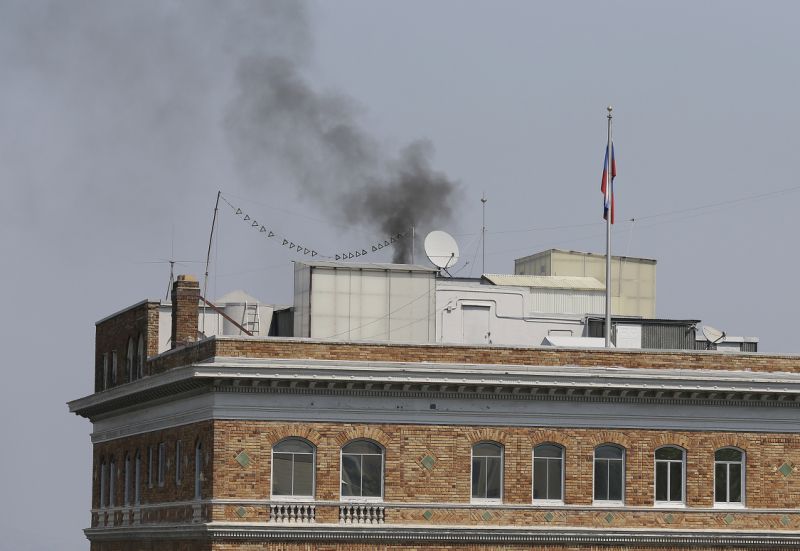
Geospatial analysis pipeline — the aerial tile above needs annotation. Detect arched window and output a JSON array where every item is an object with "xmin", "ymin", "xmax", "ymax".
[
  {"xmin": 472, "ymin": 442, "xmax": 503, "ymax": 502},
  {"xmin": 134, "ymin": 450, "xmax": 141, "ymax": 505},
  {"xmin": 195, "ymin": 440, "xmax": 203, "ymax": 500},
  {"xmin": 655, "ymin": 446, "xmax": 685, "ymax": 505},
  {"xmin": 123, "ymin": 453, "xmax": 131, "ymax": 506},
  {"xmin": 137, "ymin": 334, "xmax": 145, "ymax": 379},
  {"xmin": 109, "ymin": 456, "xmax": 117, "ymax": 508},
  {"xmin": 341, "ymin": 440, "xmax": 384, "ymax": 500},
  {"xmin": 715, "ymin": 447, "xmax": 745, "ymax": 506},
  {"xmin": 272, "ymin": 438, "xmax": 315, "ymax": 499},
  {"xmin": 533, "ymin": 444, "xmax": 564, "ymax": 502},
  {"xmin": 99, "ymin": 458, "xmax": 107, "ymax": 509},
  {"xmin": 127, "ymin": 338, "xmax": 135, "ymax": 382},
  {"xmin": 594, "ymin": 444, "xmax": 624, "ymax": 504}
]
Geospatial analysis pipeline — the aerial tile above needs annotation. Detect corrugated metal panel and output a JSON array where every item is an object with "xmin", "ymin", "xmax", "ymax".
[
  {"xmin": 483, "ymin": 274, "xmax": 605, "ymax": 291},
  {"xmin": 641, "ymin": 323, "xmax": 695, "ymax": 350},
  {"xmin": 529, "ymin": 288, "xmax": 604, "ymax": 315},
  {"xmin": 741, "ymin": 342, "xmax": 758, "ymax": 352}
]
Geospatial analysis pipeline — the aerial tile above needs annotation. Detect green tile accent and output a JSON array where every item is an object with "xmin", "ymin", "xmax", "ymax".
[
  {"xmin": 482, "ymin": 511, "xmax": 492, "ymax": 521},
  {"xmin": 421, "ymin": 455, "xmax": 436, "ymax": 470},
  {"xmin": 422, "ymin": 510, "xmax": 433, "ymax": 521},
  {"xmin": 781, "ymin": 515, "xmax": 791, "ymax": 526},
  {"xmin": 779, "ymin": 462, "xmax": 793, "ymax": 477},
  {"xmin": 664, "ymin": 513, "xmax": 674, "ymax": 524},
  {"xmin": 235, "ymin": 451, "xmax": 251, "ymax": 468},
  {"xmin": 723, "ymin": 513, "xmax": 735, "ymax": 525},
  {"xmin": 236, "ymin": 506, "xmax": 247, "ymax": 518},
  {"xmin": 543, "ymin": 511, "xmax": 554, "ymax": 522},
  {"xmin": 604, "ymin": 513, "xmax": 614, "ymax": 524}
]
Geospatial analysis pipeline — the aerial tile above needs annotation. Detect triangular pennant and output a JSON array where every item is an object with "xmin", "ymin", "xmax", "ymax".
[
  {"xmin": 251, "ymin": 220, "xmax": 258, "ymax": 227},
  {"xmin": 243, "ymin": 214, "xmax": 251, "ymax": 221},
  {"xmin": 384, "ymin": 240, "xmax": 390, "ymax": 246},
  {"xmin": 235, "ymin": 208, "xmax": 242, "ymax": 215},
  {"xmin": 362, "ymin": 249, "xmax": 367, "ymax": 255},
  {"xmin": 390, "ymin": 237, "xmax": 396, "ymax": 243},
  {"xmin": 372, "ymin": 246, "xmax": 377, "ymax": 252},
  {"xmin": 268, "ymin": 231, "xmax": 275, "ymax": 238},
  {"xmin": 259, "ymin": 226, "xmax": 266, "ymax": 233},
  {"xmin": 355, "ymin": 251, "xmax": 361, "ymax": 258},
  {"xmin": 303, "ymin": 248, "xmax": 310, "ymax": 254},
  {"xmin": 335, "ymin": 254, "xmax": 341, "ymax": 260},
  {"xmin": 282, "ymin": 239, "xmax": 288, "ymax": 246},
  {"xmin": 348, "ymin": 252, "xmax": 355, "ymax": 259},
  {"xmin": 289, "ymin": 242, "xmax": 295, "ymax": 249},
  {"xmin": 311, "ymin": 251, "xmax": 318, "ymax": 257},
  {"xmin": 378, "ymin": 243, "xmax": 384, "ymax": 249}
]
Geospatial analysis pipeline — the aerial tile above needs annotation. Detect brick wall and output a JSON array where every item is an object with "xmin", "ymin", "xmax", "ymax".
[{"xmin": 95, "ymin": 301, "xmax": 159, "ymax": 391}]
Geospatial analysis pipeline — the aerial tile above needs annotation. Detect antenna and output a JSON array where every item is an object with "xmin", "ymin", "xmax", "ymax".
[
  {"xmin": 424, "ymin": 230, "xmax": 460, "ymax": 275},
  {"xmin": 481, "ymin": 193, "xmax": 487, "ymax": 274}
]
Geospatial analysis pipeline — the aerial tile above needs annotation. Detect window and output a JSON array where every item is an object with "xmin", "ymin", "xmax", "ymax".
[
  {"xmin": 127, "ymin": 338, "xmax": 134, "ymax": 382},
  {"xmin": 124, "ymin": 453, "xmax": 131, "ymax": 506},
  {"xmin": 134, "ymin": 451, "xmax": 141, "ymax": 505},
  {"xmin": 111, "ymin": 351, "xmax": 117, "ymax": 385},
  {"xmin": 102, "ymin": 353, "xmax": 109, "ymax": 389},
  {"xmin": 148, "ymin": 446, "xmax": 154, "ymax": 488},
  {"xmin": 272, "ymin": 438, "xmax": 315, "ymax": 498},
  {"xmin": 533, "ymin": 444, "xmax": 563, "ymax": 502},
  {"xmin": 158, "ymin": 442, "xmax": 166, "ymax": 487},
  {"xmin": 655, "ymin": 447, "xmax": 684, "ymax": 505},
  {"xmin": 715, "ymin": 447, "xmax": 745, "ymax": 506},
  {"xmin": 176, "ymin": 440, "xmax": 183, "ymax": 485},
  {"xmin": 594, "ymin": 444, "xmax": 624, "ymax": 504},
  {"xmin": 99, "ymin": 459, "xmax": 107, "ymax": 509},
  {"xmin": 472, "ymin": 442, "xmax": 503, "ymax": 502},
  {"xmin": 195, "ymin": 441, "xmax": 203, "ymax": 500},
  {"xmin": 341, "ymin": 440, "xmax": 383, "ymax": 500},
  {"xmin": 137, "ymin": 334, "xmax": 145, "ymax": 379},
  {"xmin": 109, "ymin": 457, "xmax": 116, "ymax": 507}
]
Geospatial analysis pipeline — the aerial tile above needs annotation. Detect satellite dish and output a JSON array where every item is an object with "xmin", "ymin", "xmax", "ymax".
[
  {"xmin": 424, "ymin": 230, "xmax": 460, "ymax": 271},
  {"xmin": 702, "ymin": 325, "xmax": 726, "ymax": 345}
]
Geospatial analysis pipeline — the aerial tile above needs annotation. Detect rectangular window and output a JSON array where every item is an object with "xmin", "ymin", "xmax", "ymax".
[
  {"xmin": 102, "ymin": 353, "xmax": 108, "ymax": 389},
  {"xmin": 148, "ymin": 446, "xmax": 154, "ymax": 488},
  {"xmin": 176, "ymin": 440, "xmax": 183, "ymax": 485},
  {"xmin": 100, "ymin": 463, "xmax": 107, "ymax": 508},
  {"xmin": 158, "ymin": 442, "xmax": 166, "ymax": 487},
  {"xmin": 111, "ymin": 351, "xmax": 118, "ymax": 385}
]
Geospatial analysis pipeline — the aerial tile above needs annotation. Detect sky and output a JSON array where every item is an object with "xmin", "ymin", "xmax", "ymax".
[{"xmin": 2, "ymin": 1, "xmax": 800, "ymax": 549}]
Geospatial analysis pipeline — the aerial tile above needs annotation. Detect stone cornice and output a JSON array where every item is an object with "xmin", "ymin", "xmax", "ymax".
[{"xmin": 70, "ymin": 356, "xmax": 800, "ymax": 419}]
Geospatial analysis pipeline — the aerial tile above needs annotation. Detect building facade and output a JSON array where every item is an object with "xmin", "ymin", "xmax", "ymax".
[{"xmin": 70, "ymin": 275, "xmax": 800, "ymax": 550}]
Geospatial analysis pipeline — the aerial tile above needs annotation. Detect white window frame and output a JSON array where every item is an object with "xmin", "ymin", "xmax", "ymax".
[
  {"xmin": 532, "ymin": 443, "xmax": 564, "ymax": 505},
  {"xmin": 340, "ymin": 439, "xmax": 384, "ymax": 503},
  {"xmin": 654, "ymin": 446, "xmax": 685, "ymax": 508},
  {"xmin": 123, "ymin": 453, "xmax": 131, "ymax": 506},
  {"xmin": 99, "ymin": 459, "xmax": 107, "ymax": 509},
  {"xmin": 109, "ymin": 457, "xmax": 116, "ymax": 508},
  {"xmin": 592, "ymin": 444, "xmax": 625, "ymax": 507},
  {"xmin": 471, "ymin": 441, "xmax": 504, "ymax": 504},
  {"xmin": 271, "ymin": 438, "xmax": 316, "ymax": 501},
  {"xmin": 134, "ymin": 450, "xmax": 141, "ymax": 505},
  {"xmin": 714, "ymin": 447, "xmax": 746, "ymax": 509},
  {"xmin": 158, "ymin": 442, "xmax": 166, "ymax": 487}
]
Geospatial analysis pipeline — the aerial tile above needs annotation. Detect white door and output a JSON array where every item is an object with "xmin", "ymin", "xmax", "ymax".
[{"xmin": 462, "ymin": 305, "xmax": 491, "ymax": 344}]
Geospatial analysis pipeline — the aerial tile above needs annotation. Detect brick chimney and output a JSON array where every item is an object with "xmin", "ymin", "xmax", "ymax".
[{"xmin": 171, "ymin": 274, "xmax": 200, "ymax": 349}]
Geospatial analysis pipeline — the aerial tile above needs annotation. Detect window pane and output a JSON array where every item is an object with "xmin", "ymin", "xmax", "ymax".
[
  {"xmin": 343, "ymin": 441, "xmax": 381, "ymax": 454},
  {"xmin": 656, "ymin": 447, "xmax": 683, "ymax": 460},
  {"xmin": 715, "ymin": 463, "xmax": 727, "ymax": 502},
  {"xmin": 341, "ymin": 455, "xmax": 361, "ymax": 497},
  {"xmin": 608, "ymin": 460, "xmax": 623, "ymax": 501},
  {"xmin": 594, "ymin": 460, "xmax": 608, "ymax": 500},
  {"xmin": 474, "ymin": 443, "xmax": 501, "ymax": 457},
  {"xmin": 533, "ymin": 458, "xmax": 547, "ymax": 499},
  {"xmin": 655, "ymin": 462, "xmax": 668, "ymax": 501},
  {"xmin": 272, "ymin": 453, "xmax": 293, "ymax": 496},
  {"xmin": 275, "ymin": 439, "xmax": 313, "ymax": 453},
  {"xmin": 486, "ymin": 457, "xmax": 501, "ymax": 499},
  {"xmin": 715, "ymin": 448, "xmax": 742, "ymax": 462},
  {"xmin": 472, "ymin": 457, "xmax": 486, "ymax": 498},
  {"xmin": 293, "ymin": 453, "xmax": 314, "ymax": 496},
  {"xmin": 547, "ymin": 458, "xmax": 562, "ymax": 500},
  {"xmin": 535, "ymin": 444, "xmax": 561, "ymax": 458},
  {"xmin": 361, "ymin": 454, "xmax": 382, "ymax": 497},
  {"xmin": 596, "ymin": 445, "xmax": 623, "ymax": 459},
  {"xmin": 669, "ymin": 461, "xmax": 683, "ymax": 501},
  {"xmin": 729, "ymin": 463, "xmax": 742, "ymax": 502}
]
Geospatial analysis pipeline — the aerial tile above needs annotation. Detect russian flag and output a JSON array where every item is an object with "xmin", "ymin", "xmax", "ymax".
[{"xmin": 601, "ymin": 143, "xmax": 617, "ymax": 223}]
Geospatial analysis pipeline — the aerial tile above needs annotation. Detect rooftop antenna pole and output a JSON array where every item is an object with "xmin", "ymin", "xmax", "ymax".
[
  {"xmin": 604, "ymin": 106, "xmax": 613, "ymax": 348},
  {"xmin": 202, "ymin": 191, "xmax": 221, "ymax": 335},
  {"xmin": 411, "ymin": 226, "xmax": 415, "ymax": 264},
  {"xmin": 481, "ymin": 192, "xmax": 487, "ymax": 274}
]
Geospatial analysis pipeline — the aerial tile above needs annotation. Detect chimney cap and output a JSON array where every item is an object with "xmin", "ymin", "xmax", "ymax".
[{"xmin": 176, "ymin": 274, "xmax": 198, "ymax": 283}]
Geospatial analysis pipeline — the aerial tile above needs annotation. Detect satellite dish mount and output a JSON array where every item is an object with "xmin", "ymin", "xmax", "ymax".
[{"xmin": 424, "ymin": 230, "xmax": 460, "ymax": 276}]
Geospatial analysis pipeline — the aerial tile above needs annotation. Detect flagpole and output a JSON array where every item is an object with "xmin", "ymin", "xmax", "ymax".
[{"xmin": 605, "ymin": 106, "xmax": 613, "ymax": 348}]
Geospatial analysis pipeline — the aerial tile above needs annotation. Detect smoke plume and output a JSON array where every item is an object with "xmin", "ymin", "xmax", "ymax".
[{"xmin": 225, "ymin": 29, "xmax": 460, "ymax": 263}]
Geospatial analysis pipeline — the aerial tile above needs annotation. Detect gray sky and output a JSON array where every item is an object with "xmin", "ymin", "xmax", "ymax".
[{"xmin": 2, "ymin": 1, "xmax": 799, "ymax": 548}]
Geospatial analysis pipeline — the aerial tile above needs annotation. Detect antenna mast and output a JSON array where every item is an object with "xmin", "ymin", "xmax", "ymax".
[
  {"xmin": 481, "ymin": 193, "xmax": 487, "ymax": 274},
  {"xmin": 202, "ymin": 191, "xmax": 221, "ymax": 335}
]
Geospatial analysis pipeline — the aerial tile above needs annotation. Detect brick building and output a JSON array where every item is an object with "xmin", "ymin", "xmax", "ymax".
[{"xmin": 70, "ymin": 273, "xmax": 800, "ymax": 549}]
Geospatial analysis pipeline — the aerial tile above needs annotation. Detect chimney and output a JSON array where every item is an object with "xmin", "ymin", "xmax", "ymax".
[{"xmin": 171, "ymin": 274, "xmax": 200, "ymax": 349}]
